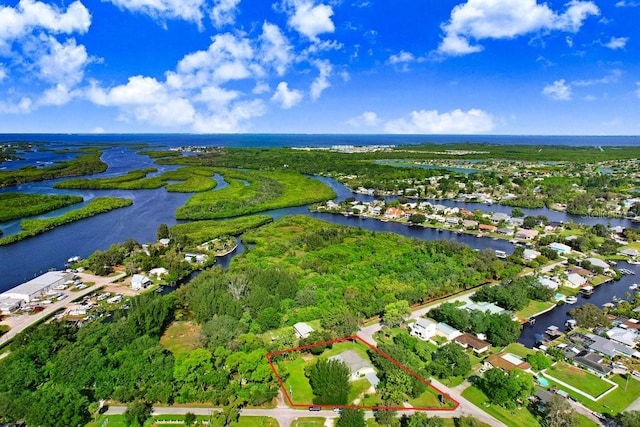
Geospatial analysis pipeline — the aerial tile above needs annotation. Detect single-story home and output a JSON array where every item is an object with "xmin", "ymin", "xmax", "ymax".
[
  {"xmin": 328, "ymin": 350, "xmax": 379, "ymax": 387},
  {"xmin": 574, "ymin": 351, "xmax": 612, "ymax": 377},
  {"xmin": 606, "ymin": 327, "xmax": 639, "ymax": 347},
  {"xmin": 149, "ymin": 267, "xmax": 169, "ymax": 278},
  {"xmin": 487, "ymin": 351, "xmax": 531, "ymax": 372},
  {"xmin": 385, "ymin": 207, "xmax": 405, "ymax": 219},
  {"xmin": 538, "ymin": 277, "xmax": 559, "ymax": 291},
  {"xmin": 516, "ymin": 229, "xmax": 539, "ymax": 240},
  {"xmin": 293, "ymin": 322, "xmax": 314, "ymax": 339},
  {"xmin": 586, "ymin": 333, "xmax": 640, "ymax": 358},
  {"xmin": 454, "ymin": 333, "xmax": 491, "ymax": 354},
  {"xmin": 131, "ymin": 274, "xmax": 151, "ymax": 291},
  {"xmin": 548, "ymin": 242, "xmax": 572, "ymax": 254},
  {"xmin": 620, "ymin": 248, "xmax": 640, "ymax": 258},
  {"xmin": 436, "ymin": 322, "xmax": 462, "ymax": 341},
  {"xmin": 479, "ymin": 224, "xmax": 497, "ymax": 233},
  {"xmin": 410, "ymin": 318, "xmax": 437, "ymax": 340},
  {"xmin": 497, "ymin": 227, "xmax": 514, "ymax": 235},
  {"xmin": 567, "ymin": 266, "xmax": 593, "ymax": 277},
  {"xmin": 491, "ymin": 213, "xmax": 511, "ymax": 224},
  {"xmin": 585, "ymin": 257, "xmax": 610, "ymax": 270},
  {"xmin": 463, "ymin": 219, "xmax": 478, "ymax": 229},
  {"xmin": 158, "ymin": 238, "xmax": 171, "ymax": 246},
  {"xmin": 523, "ymin": 249, "xmax": 541, "ymax": 261},
  {"xmin": 184, "ymin": 253, "xmax": 207, "ymax": 264},
  {"xmin": 462, "ymin": 301, "xmax": 506, "ymax": 315},
  {"xmin": 566, "ymin": 273, "xmax": 587, "ymax": 288}
]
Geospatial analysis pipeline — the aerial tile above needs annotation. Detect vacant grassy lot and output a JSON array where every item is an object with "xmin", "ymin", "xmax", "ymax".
[
  {"xmin": 281, "ymin": 356, "xmax": 315, "ymax": 405},
  {"xmin": 159, "ymin": 321, "xmax": 202, "ymax": 355},
  {"xmin": 516, "ymin": 300, "xmax": 556, "ymax": 321},
  {"xmin": 291, "ymin": 418, "xmax": 325, "ymax": 427},
  {"xmin": 462, "ymin": 385, "xmax": 541, "ymax": 427},
  {"xmin": 545, "ymin": 362, "xmax": 614, "ymax": 398}
]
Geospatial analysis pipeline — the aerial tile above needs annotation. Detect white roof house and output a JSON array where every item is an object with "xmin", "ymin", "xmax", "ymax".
[
  {"xmin": 410, "ymin": 318, "xmax": 437, "ymax": 340},
  {"xmin": 523, "ymin": 249, "xmax": 541, "ymax": 261},
  {"xmin": 436, "ymin": 322, "xmax": 462, "ymax": 341},
  {"xmin": 516, "ymin": 229, "xmax": 539, "ymax": 240},
  {"xmin": 149, "ymin": 267, "xmax": 169, "ymax": 278},
  {"xmin": 538, "ymin": 278, "xmax": 559, "ymax": 291},
  {"xmin": 462, "ymin": 301, "xmax": 506, "ymax": 315},
  {"xmin": 549, "ymin": 242, "xmax": 572, "ymax": 254},
  {"xmin": 566, "ymin": 273, "xmax": 587, "ymax": 288},
  {"xmin": 293, "ymin": 322, "xmax": 314, "ymax": 339},
  {"xmin": 328, "ymin": 350, "xmax": 379, "ymax": 387},
  {"xmin": 586, "ymin": 258, "xmax": 610, "ymax": 270},
  {"xmin": 606, "ymin": 327, "xmax": 639, "ymax": 347},
  {"xmin": 131, "ymin": 274, "xmax": 151, "ymax": 290},
  {"xmin": 0, "ymin": 271, "xmax": 73, "ymax": 303}
]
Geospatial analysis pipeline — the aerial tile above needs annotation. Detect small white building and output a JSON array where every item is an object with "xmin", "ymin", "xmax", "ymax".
[
  {"xmin": 149, "ymin": 267, "xmax": 169, "ymax": 279},
  {"xmin": 293, "ymin": 322, "xmax": 314, "ymax": 339},
  {"xmin": 410, "ymin": 318, "xmax": 437, "ymax": 340},
  {"xmin": 566, "ymin": 273, "xmax": 587, "ymax": 288},
  {"xmin": 184, "ymin": 253, "xmax": 207, "ymax": 264},
  {"xmin": 523, "ymin": 249, "xmax": 541, "ymax": 261},
  {"xmin": 131, "ymin": 274, "xmax": 151, "ymax": 291}
]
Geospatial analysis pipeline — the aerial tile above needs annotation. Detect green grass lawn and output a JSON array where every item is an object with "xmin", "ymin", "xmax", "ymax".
[
  {"xmin": 281, "ymin": 357, "xmax": 315, "ymax": 405},
  {"xmin": 546, "ymin": 374, "xmax": 640, "ymax": 415},
  {"xmin": 319, "ymin": 341, "xmax": 371, "ymax": 361},
  {"xmin": 409, "ymin": 387, "xmax": 446, "ymax": 409},
  {"xmin": 86, "ymin": 415, "xmax": 128, "ymax": 427},
  {"xmin": 159, "ymin": 321, "xmax": 202, "ymax": 355},
  {"xmin": 291, "ymin": 418, "xmax": 325, "ymax": 427},
  {"xmin": 462, "ymin": 386, "xmax": 541, "ymax": 427},
  {"xmin": 503, "ymin": 342, "xmax": 537, "ymax": 359},
  {"xmin": 545, "ymin": 362, "xmax": 614, "ymax": 398},
  {"xmin": 348, "ymin": 378, "xmax": 372, "ymax": 403},
  {"xmin": 590, "ymin": 275, "xmax": 611, "ymax": 286},
  {"xmin": 516, "ymin": 300, "xmax": 556, "ymax": 321},
  {"xmin": 439, "ymin": 375, "xmax": 465, "ymax": 388},
  {"xmin": 575, "ymin": 414, "xmax": 599, "ymax": 427}
]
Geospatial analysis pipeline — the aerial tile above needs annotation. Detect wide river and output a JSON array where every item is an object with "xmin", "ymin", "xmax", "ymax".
[{"xmin": 1, "ymin": 144, "xmax": 638, "ymax": 347}]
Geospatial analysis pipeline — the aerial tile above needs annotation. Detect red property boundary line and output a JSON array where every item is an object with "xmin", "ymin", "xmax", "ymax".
[{"xmin": 266, "ymin": 335, "xmax": 460, "ymax": 411}]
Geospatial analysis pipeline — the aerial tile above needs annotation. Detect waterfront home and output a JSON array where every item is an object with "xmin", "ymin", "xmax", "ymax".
[
  {"xmin": 184, "ymin": 253, "xmax": 207, "ymax": 264},
  {"xmin": 158, "ymin": 238, "xmax": 171, "ymax": 246},
  {"xmin": 463, "ymin": 219, "xmax": 478, "ymax": 229},
  {"xmin": 586, "ymin": 257, "xmax": 610, "ymax": 271},
  {"xmin": 328, "ymin": 350, "xmax": 379, "ymax": 387},
  {"xmin": 454, "ymin": 333, "xmax": 491, "ymax": 354},
  {"xmin": 567, "ymin": 266, "xmax": 593, "ymax": 277},
  {"xmin": 446, "ymin": 217, "xmax": 460, "ymax": 226},
  {"xmin": 516, "ymin": 229, "xmax": 539, "ymax": 240},
  {"xmin": 574, "ymin": 352, "xmax": 613, "ymax": 376},
  {"xmin": 410, "ymin": 318, "xmax": 437, "ymax": 340},
  {"xmin": 491, "ymin": 212, "xmax": 511, "ymax": 224},
  {"xmin": 384, "ymin": 207, "xmax": 404, "ymax": 219},
  {"xmin": 619, "ymin": 248, "xmax": 639, "ymax": 258},
  {"xmin": 479, "ymin": 224, "xmax": 497, "ymax": 233},
  {"xmin": 149, "ymin": 267, "xmax": 169, "ymax": 279},
  {"xmin": 548, "ymin": 242, "xmax": 572, "ymax": 254},
  {"xmin": 497, "ymin": 227, "xmax": 514, "ymax": 236},
  {"xmin": 293, "ymin": 322, "xmax": 314, "ymax": 339},
  {"xmin": 435, "ymin": 322, "xmax": 462, "ymax": 341},
  {"xmin": 566, "ymin": 273, "xmax": 587, "ymax": 288},
  {"xmin": 131, "ymin": 274, "xmax": 151, "ymax": 291}
]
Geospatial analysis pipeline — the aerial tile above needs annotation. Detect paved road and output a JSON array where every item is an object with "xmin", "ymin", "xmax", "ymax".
[{"xmin": 0, "ymin": 272, "xmax": 124, "ymax": 346}]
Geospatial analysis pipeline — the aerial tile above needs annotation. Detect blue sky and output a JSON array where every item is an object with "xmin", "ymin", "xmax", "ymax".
[{"xmin": 0, "ymin": 0, "xmax": 638, "ymax": 134}]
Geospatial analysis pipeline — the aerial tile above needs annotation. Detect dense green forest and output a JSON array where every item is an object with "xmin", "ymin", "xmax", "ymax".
[
  {"xmin": 0, "ymin": 193, "xmax": 84, "ymax": 222},
  {"xmin": 0, "ymin": 216, "xmax": 514, "ymax": 425}
]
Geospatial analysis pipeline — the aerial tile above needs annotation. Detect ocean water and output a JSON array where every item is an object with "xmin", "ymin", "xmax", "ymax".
[{"xmin": 1, "ymin": 133, "xmax": 639, "ymax": 148}]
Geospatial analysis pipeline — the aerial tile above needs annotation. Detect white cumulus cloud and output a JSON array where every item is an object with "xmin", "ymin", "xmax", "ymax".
[
  {"xmin": 271, "ymin": 81, "xmax": 303, "ymax": 109},
  {"xmin": 283, "ymin": 0, "xmax": 335, "ymax": 41},
  {"xmin": 37, "ymin": 36, "xmax": 91, "ymax": 86},
  {"xmin": 384, "ymin": 108, "xmax": 495, "ymax": 134},
  {"xmin": 603, "ymin": 36, "xmax": 628, "ymax": 50},
  {"xmin": 105, "ymin": 0, "xmax": 206, "ymax": 27},
  {"xmin": 310, "ymin": 59, "xmax": 332, "ymax": 100},
  {"xmin": 437, "ymin": 0, "xmax": 600, "ymax": 56},
  {"xmin": 259, "ymin": 22, "xmax": 293, "ymax": 76},
  {"xmin": 346, "ymin": 111, "xmax": 380, "ymax": 127},
  {"xmin": 210, "ymin": 0, "xmax": 241, "ymax": 28},
  {"xmin": 542, "ymin": 79, "xmax": 572, "ymax": 101}
]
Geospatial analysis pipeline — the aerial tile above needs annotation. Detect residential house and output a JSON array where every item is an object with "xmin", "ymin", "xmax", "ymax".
[
  {"xmin": 293, "ymin": 322, "xmax": 314, "ymax": 339},
  {"xmin": 435, "ymin": 322, "xmax": 462, "ymax": 341},
  {"xmin": 463, "ymin": 219, "xmax": 478, "ymax": 229},
  {"xmin": 487, "ymin": 351, "xmax": 531, "ymax": 371},
  {"xmin": 606, "ymin": 327, "xmax": 639, "ymax": 347},
  {"xmin": 385, "ymin": 207, "xmax": 405, "ymax": 219},
  {"xmin": 585, "ymin": 333, "xmax": 640, "ymax": 358},
  {"xmin": 158, "ymin": 238, "xmax": 171, "ymax": 246},
  {"xmin": 574, "ymin": 351, "xmax": 612, "ymax": 376},
  {"xmin": 620, "ymin": 248, "xmax": 640, "ymax": 258},
  {"xmin": 567, "ymin": 266, "xmax": 593, "ymax": 277},
  {"xmin": 479, "ymin": 224, "xmax": 497, "ymax": 233},
  {"xmin": 491, "ymin": 213, "xmax": 511, "ymax": 224},
  {"xmin": 537, "ymin": 278, "xmax": 559, "ymax": 291},
  {"xmin": 462, "ymin": 301, "xmax": 506, "ymax": 315},
  {"xmin": 516, "ymin": 229, "xmax": 539, "ymax": 240},
  {"xmin": 523, "ymin": 249, "xmax": 541, "ymax": 261},
  {"xmin": 410, "ymin": 318, "xmax": 437, "ymax": 340},
  {"xmin": 149, "ymin": 267, "xmax": 168, "ymax": 279},
  {"xmin": 184, "ymin": 253, "xmax": 207, "ymax": 264},
  {"xmin": 131, "ymin": 274, "xmax": 151, "ymax": 291},
  {"xmin": 585, "ymin": 257, "xmax": 610, "ymax": 271},
  {"xmin": 446, "ymin": 217, "xmax": 460, "ymax": 226},
  {"xmin": 328, "ymin": 350, "xmax": 379, "ymax": 387},
  {"xmin": 566, "ymin": 273, "xmax": 587, "ymax": 288},
  {"xmin": 497, "ymin": 227, "xmax": 514, "ymax": 236},
  {"xmin": 454, "ymin": 333, "xmax": 491, "ymax": 354},
  {"xmin": 548, "ymin": 242, "xmax": 572, "ymax": 254}
]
